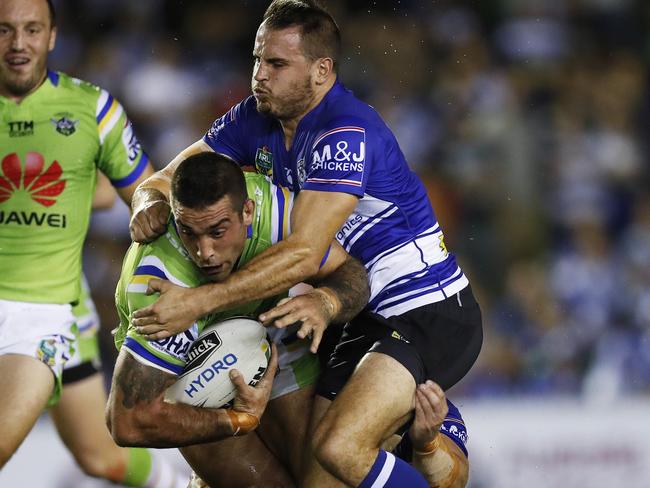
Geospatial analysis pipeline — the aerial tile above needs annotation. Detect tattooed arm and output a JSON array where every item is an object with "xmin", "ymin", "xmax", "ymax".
[{"xmin": 107, "ymin": 346, "xmax": 277, "ymax": 448}]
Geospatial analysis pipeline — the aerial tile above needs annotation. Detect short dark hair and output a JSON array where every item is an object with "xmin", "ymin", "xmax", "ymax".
[
  {"xmin": 46, "ymin": 0, "xmax": 56, "ymax": 27},
  {"xmin": 263, "ymin": 0, "xmax": 341, "ymax": 70},
  {"xmin": 171, "ymin": 152, "xmax": 247, "ymax": 213}
]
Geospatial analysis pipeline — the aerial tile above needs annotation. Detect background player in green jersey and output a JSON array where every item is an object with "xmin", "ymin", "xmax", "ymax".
[
  {"xmin": 108, "ymin": 152, "xmax": 370, "ymax": 487},
  {"xmin": 0, "ymin": 1, "xmax": 186, "ymax": 486}
]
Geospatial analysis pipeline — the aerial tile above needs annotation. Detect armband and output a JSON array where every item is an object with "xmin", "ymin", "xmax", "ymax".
[{"xmin": 226, "ymin": 409, "xmax": 260, "ymax": 436}]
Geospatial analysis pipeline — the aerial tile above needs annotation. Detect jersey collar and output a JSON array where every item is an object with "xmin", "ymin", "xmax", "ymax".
[
  {"xmin": 296, "ymin": 77, "xmax": 346, "ymax": 131},
  {"xmin": 0, "ymin": 68, "xmax": 59, "ymax": 107}
]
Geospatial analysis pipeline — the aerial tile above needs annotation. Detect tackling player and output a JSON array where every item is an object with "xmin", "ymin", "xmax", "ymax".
[
  {"xmin": 129, "ymin": 1, "xmax": 482, "ymax": 486},
  {"xmin": 108, "ymin": 152, "xmax": 370, "ymax": 487},
  {"xmin": 0, "ymin": 1, "xmax": 184, "ymax": 486}
]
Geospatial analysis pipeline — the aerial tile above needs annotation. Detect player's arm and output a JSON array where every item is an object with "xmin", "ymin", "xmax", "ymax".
[
  {"xmin": 259, "ymin": 242, "xmax": 369, "ymax": 353},
  {"xmin": 92, "ymin": 171, "xmax": 117, "ymax": 210},
  {"xmin": 107, "ymin": 344, "xmax": 277, "ymax": 448},
  {"xmin": 409, "ymin": 383, "xmax": 469, "ymax": 488},
  {"xmin": 132, "ymin": 189, "xmax": 357, "ymax": 340},
  {"xmin": 129, "ymin": 139, "xmax": 212, "ymax": 242},
  {"xmin": 94, "ymin": 91, "xmax": 158, "ymax": 209}
]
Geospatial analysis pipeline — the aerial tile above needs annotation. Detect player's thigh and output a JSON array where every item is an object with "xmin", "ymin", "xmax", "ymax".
[
  {"xmin": 308, "ymin": 395, "xmax": 331, "ymax": 437},
  {"xmin": 257, "ymin": 385, "xmax": 314, "ymax": 477},
  {"xmin": 0, "ymin": 300, "xmax": 76, "ymax": 464},
  {"xmin": 49, "ymin": 372, "xmax": 124, "ymax": 464},
  {"xmin": 301, "ymin": 395, "xmax": 349, "ymax": 488},
  {"xmin": 316, "ymin": 352, "xmax": 416, "ymax": 449},
  {"xmin": 180, "ymin": 433, "xmax": 294, "ymax": 488},
  {"xmin": 0, "ymin": 354, "xmax": 54, "ymax": 464}
]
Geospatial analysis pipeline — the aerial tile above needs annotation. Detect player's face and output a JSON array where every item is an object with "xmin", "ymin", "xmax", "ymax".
[
  {"xmin": 252, "ymin": 23, "xmax": 316, "ymax": 121},
  {"xmin": 0, "ymin": 0, "xmax": 56, "ymax": 101},
  {"xmin": 173, "ymin": 196, "xmax": 254, "ymax": 283}
]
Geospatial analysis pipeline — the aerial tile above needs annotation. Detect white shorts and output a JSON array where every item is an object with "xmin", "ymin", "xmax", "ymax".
[
  {"xmin": 267, "ymin": 325, "xmax": 320, "ymax": 400},
  {"xmin": 0, "ymin": 299, "xmax": 76, "ymax": 404},
  {"xmin": 65, "ymin": 275, "xmax": 101, "ymax": 373}
]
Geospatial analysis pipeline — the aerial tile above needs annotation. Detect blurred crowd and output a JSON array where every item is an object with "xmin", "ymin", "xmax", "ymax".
[{"xmin": 52, "ymin": 0, "xmax": 650, "ymax": 399}]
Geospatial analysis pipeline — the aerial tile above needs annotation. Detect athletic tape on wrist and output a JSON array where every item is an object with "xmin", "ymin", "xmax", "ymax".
[
  {"xmin": 413, "ymin": 434, "xmax": 441, "ymax": 456},
  {"xmin": 226, "ymin": 409, "xmax": 260, "ymax": 436}
]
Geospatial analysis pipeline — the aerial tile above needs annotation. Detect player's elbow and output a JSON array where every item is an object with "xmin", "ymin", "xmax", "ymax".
[{"xmin": 109, "ymin": 402, "xmax": 165, "ymax": 447}]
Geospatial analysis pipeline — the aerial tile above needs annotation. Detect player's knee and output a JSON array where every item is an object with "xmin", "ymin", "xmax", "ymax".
[
  {"xmin": 312, "ymin": 422, "xmax": 359, "ymax": 472},
  {"xmin": 72, "ymin": 450, "xmax": 126, "ymax": 482},
  {"xmin": 0, "ymin": 444, "xmax": 15, "ymax": 469}
]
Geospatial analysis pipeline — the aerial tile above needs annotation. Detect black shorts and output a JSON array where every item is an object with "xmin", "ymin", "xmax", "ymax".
[
  {"xmin": 62, "ymin": 360, "xmax": 101, "ymax": 385},
  {"xmin": 316, "ymin": 285, "xmax": 483, "ymax": 400}
]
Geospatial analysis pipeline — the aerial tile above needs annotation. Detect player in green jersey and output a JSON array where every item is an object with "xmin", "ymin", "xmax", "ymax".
[
  {"xmin": 0, "ymin": 1, "xmax": 187, "ymax": 486},
  {"xmin": 108, "ymin": 152, "xmax": 369, "ymax": 487}
]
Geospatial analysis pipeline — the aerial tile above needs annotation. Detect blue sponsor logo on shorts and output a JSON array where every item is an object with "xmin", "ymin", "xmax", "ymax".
[{"xmin": 183, "ymin": 353, "xmax": 238, "ymax": 399}]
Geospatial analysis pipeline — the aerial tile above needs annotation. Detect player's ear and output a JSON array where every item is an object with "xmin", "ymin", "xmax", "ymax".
[
  {"xmin": 242, "ymin": 198, "xmax": 255, "ymax": 226},
  {"xmin": 48, "ymin": 26, "xmax": 57, "ymax": 52},
  {"xmin": 314, "ymin": 57, "xmax": 334, "ymax": 85}
]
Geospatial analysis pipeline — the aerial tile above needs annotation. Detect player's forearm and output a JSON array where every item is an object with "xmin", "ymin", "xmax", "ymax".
[
  {"xmin": 112, "ymin": 399, "xmax": 236, "ymax": 448},
  {"xmin": 131, "ymin": 174, "xmax": 171, "ymax": 213},
  {"xmin": 411, "ymin": 437, "xmax": 468, "ymax": 488},
  {"xmin": 313, "ymin": 255, "xmax": 369, "ymax": 323},
  {"xmin": 194, "ymin": 237, "xmax": 321, "ymax": 316},
  {"xmin": 109, "ymin": 352, "xmax": 237, "ymax": 448}
]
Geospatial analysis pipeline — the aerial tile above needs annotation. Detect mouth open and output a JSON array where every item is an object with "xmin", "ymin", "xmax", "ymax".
[
  {"xmin": 202, "ymin": 265, "xmax": 224, "ymax": 276},
  {"xmin": 5, "ymin": 56, "xmax": 30, "ymax": 69}
]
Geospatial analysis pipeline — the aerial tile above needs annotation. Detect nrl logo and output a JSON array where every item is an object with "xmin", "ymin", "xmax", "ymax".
[
  {"xmin": 51, "ymin": 113, "xmax": 79, "ymax": 136},
  {"xmin": 254, "ymin": 146, "xmax": 273, "ymax": 177}
]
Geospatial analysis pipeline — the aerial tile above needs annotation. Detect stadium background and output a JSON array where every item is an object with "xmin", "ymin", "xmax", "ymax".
[{"xmin": 3, "ymin": 1, "xmax": 650, "ymax": 486}]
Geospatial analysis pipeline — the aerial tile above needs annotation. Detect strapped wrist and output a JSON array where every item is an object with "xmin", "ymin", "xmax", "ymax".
[
  {"xmin": 313, "ymin": 287, "xmax": 338, "ymax": 320},
  {"xmin": 226, "ymin": 409, "xmax": 260, "ymax": 436},
  {"xmin": 413, "ymin": 434, "xmax": 442, "ymax": 456}
]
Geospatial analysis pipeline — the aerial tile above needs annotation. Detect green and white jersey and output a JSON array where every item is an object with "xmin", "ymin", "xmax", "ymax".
[
  {"xmin": 0, "ymin": 70, "xmax": 149, "ymax": 304},
  {"xmin": 115, "ymin": 173, "xmax": 295, "ymax": 376}
]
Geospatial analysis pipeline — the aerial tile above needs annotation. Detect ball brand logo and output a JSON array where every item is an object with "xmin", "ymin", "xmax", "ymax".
[{"xmin": 0, "ymin": 152, "xmax": 66, "ymax": 207}]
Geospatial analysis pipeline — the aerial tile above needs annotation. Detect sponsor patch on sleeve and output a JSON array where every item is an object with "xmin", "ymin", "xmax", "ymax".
[{"xmin": 304, "ymin": 126, "xmax": 366, "ymax": 195}]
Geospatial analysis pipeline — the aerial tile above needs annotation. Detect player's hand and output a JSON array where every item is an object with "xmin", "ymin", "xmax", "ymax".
[
  {"xmin": 258, "ymin": 289, "xmax": 335, "ymax": 353},
  {"xmin": 229, "ymin": 343, "xmax": 278, "ymax": 434},
  {"xmin": 129, "ymin": 199, "xmax": 170, "ymax": 243},
  {"xmin": 409, "ymin": 380, "xmax": 448, "ymax": 452},
  {"xmin": 186, "ymin": 472, "xmax": 209, "ymax": 488},
  {"xmin": 132, "ymin": 279, "xmax": 200, "ymax": 339}
]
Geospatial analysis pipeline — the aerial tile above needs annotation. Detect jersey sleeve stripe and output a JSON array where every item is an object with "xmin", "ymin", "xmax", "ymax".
[
  {"xmin": 138, "ymin": 256, "xmax": 190, "ymax": 287},
  {"xmin": 319, "ymin": 245, "xmax": 331, "ymax": 269},
  {"xmin": 124, "ymin": 337, "xmax": 184, "ymax": 375},
  {"xmin": 129, "ymin": 274, "xmax": 160, "ymax": 286},
  {"xmin": 312, "ymin": 126, "xmax": 365, "ymax": 148},
  {"xmin": 134, "ymin": 264, "xmax": 167, "ymax": 280},
  {"xmin": 281, "ymin": 186, "xmax": 291, "ymax": 238},
  {"xmin": 305, "ymin": 177, "xmax": 363, "ymax": 187},
  {"xmin": 110, "ymin": 151, "xmax": 150, "ymax": 188},
  {"xmin": 270, "ymin": 182, "xmax": 285, "ymax": 244},
  {"xmin": 98, "ymin": 100, "xmax": 124, "ymax": 144},
  {"xmin": 96, "ymin": 92, "xmax": 114, "ymax": 122}
]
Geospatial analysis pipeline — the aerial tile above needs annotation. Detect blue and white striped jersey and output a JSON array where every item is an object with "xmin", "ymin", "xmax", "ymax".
[{"xmin": 204, "ymin": 79, "xmax": 468, "ymax": 318}]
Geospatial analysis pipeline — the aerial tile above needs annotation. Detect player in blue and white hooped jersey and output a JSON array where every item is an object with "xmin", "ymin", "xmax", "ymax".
[{"xmin": 129, "ymin": 1, "xmax": 482, "ymax": 487}]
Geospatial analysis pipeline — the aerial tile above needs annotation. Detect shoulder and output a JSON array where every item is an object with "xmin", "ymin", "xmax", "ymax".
[
  {"xmin": 53, "ymin": 71, "xmax": 104, "ymax": 101},
  {"xmin": 218, "ymin": 96, "xmax": 261, "ymax": 126},
  {"xmin": 318, "ymin": 82, "xmax": 386, "ymax": 134}
]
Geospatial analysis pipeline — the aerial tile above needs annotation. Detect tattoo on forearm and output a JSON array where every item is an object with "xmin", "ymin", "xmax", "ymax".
[
  {"xmin": 119, "ymin": 354, "xmax": 174, "ymax": 408},
  {"xmin": 321, "ymin": 255, "xmax": 370, "ymax": 322}
]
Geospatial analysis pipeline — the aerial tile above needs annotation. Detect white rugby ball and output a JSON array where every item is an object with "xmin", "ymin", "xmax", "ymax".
[{"xmin": 165, "ymin": 317, "xmax": 270, "ymax": 408}]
